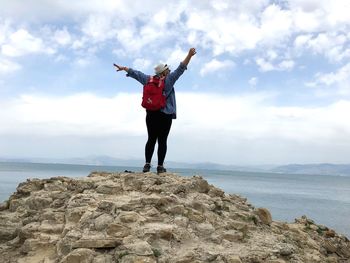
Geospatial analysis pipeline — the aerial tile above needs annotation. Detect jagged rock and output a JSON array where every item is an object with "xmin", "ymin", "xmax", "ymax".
[
  {"xmin": 94, "ymin": 214, "xmax": 113, "ymax": 231},
  {"xmin": 0, "ymin": 171, "xmax": 349, "ymax": 263},
  {"xmin": 60, "ymin": 248, "xmax": 95, "ymax": 263},
  {"xmin": 118, "ymin": 211, "xmax": 143, "ymax": 223},
  {"xmin": 93, "ymin": 254, "xmax": 114, "ymax": 263},
  {"xmin": 278, "ymin": 244, "xmax": 294, "ymax": 256},
  {"xmin": 222, "ymin": 230, "xmax": 244, "ymax": 242},
  {"xmin": 16, "ymin": 179, "xmax": 44, "ymax": 195},
  {"xmin": 96, "ymin": 183, "xmax": 123, "ymax": 195},
  {"xmin": 225, "ymin": 255, "xmax": 243, "ymax": 263},
  {"xmin": 323, "ymin": 240, "xmax": 337, "ymax": 253},
  {"xmin": 106, "ymin": 223, "xmax": 131, "ymax": 238},
  {"xmin": 123, "ymin": 238, "xmax": 154, "ymax": 255},
  {"xmin": 118, "ymin": 255, "xmax": 156, "ymax": 263},
  {"xmin": 0, "ymin": 226, "xmax": 18, "ymax": 242},
  {"xmin": 0, "ymin": 201, "xmax": 9, "ymax": 211},
  {"xmin": 255, "ymin": 207, "xmax": 272, "ymax": 225},
  {"xmin": 195, "ymin": 222, "xmax": 215, "ymax": 236},
  {"xmin": 325, "ymin": 229, "xmax": 336, "ymax": 238}
]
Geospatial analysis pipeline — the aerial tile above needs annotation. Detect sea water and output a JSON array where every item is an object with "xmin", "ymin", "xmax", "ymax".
[{"xmin": 0, "ymin": 162, "xmax": 349, "ymax": 238}]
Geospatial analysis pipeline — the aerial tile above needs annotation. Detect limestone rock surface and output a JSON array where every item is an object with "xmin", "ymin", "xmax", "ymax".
[{"xmin": 0, "ymin": 171, "xmax": 349, "ymax": 263}]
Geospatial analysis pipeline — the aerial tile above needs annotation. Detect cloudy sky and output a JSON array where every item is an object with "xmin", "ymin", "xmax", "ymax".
[{"xmin": 1, "ymin": 0, "xmax": 350, "ymax": 165}]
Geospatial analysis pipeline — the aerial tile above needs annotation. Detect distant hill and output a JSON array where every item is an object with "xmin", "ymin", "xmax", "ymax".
[
  {"xmin": 1, "ymin": 156, "xmax": 349, "ymax": 176},
  {"xmin": 272, "ymin": 163, "xmax": 350, "ymax": 176}
]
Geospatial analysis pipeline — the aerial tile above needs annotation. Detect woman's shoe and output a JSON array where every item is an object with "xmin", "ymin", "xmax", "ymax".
[
  {"xmin": 143, "ymin": 163, "xmax": 151, "ymax": 173},
  {"xmin": 157, "ymin": 165, "xmax": 167, "ymax": 174}
]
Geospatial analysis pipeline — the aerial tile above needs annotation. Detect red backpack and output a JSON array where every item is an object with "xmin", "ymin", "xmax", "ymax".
[{"xmin": 141, "ymin": 76, "xmax": 166, "ymax": 111}]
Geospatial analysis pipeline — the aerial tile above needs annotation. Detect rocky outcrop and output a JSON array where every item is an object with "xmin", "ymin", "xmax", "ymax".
[{"xmin": 0, "ymin": 171, "xmax": 349, "ymax": 263}]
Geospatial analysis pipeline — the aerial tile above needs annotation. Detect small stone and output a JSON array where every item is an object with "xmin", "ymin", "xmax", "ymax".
[
  {"xmin": 0, "ymin": 201, "xmax": 9, "ymax": 211},
  {"xmin": 166, "ymin": 205, "xmax": 186, "ymax": 215},
  {"xmin": 304, "ymin": 253, "xmax": 322, "ymax": 262},
  {"xmin": 279, "ymin": 246, "xmax": 293, "ymax": 256},
  {"xmin": 118, "ymin": 211, "xmax": 141, "ymax": 223},
  {"xmin": 225, "ymin": 255, "xmax": 242, "ymax": 263},
  {"xmin": 25, "ymin": 196, "xmax": 53, "ymax": 210},
  {"xmin": 124, "ymin": 240, "xmax": 153, "ymax": 255},
  {"xmin": 208, "ymin": 187, "xmax": 225, "ymax": 197},
  {"xmin": 255, "ymin": 208, "xmax": 272, "ymax": 225},
  {"xmin": 93, "ymin": 254, "xmax": 114, "ymax": 263},
  {"xmin": 196, "ymin": 223, "xmax": 215, "ymax": 236},
  {"xmin": 325, "ymin": 230, "xmax": 336, "ymax": 238},
  {"xmin": 106, "ymin": 223, "xmax": 131, "ymax": 238},
  {"xmin": 191, "ymin": 176, "xmax": 210, "ymax": 193},
  {"xmin": 118, "ymin": 255, "xmax": 156, "ymax": 263},
  {"xmin": 0, "ymin": 226, "xmax": 18, "ymax": 242},
  {"xmin": 94, "ymin": 214, "xmax": 113, "ymax": 231},
  {"xmin": 323, "ymin": 240, "xmax": 337, "ymax": 253},
  {"xmin": 72, "ymin": 237, "xmax": 122, "ymax": 248},
  {"xmin": 174, "ymin": 216, "xmax": 189, "ymax": 227},
  {"xmin": 96, "ymin": 184, "xmax": 122, "ymax": 194},
  {"xmin": 267, "ymin": 260, "xmax": 286, "ymax": 263},
  {"xmin": 60, "ymin": 248, "xmax": 95, "ymax": 263},
  {"xmin": 222, "ymin": 230, "xmax": 243, "ymax": 242}
]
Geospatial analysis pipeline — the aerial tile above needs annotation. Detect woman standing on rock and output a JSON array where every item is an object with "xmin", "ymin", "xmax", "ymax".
[{"xmin": 114, "ymin": 48, "xmax": 196, "ymax": 174}]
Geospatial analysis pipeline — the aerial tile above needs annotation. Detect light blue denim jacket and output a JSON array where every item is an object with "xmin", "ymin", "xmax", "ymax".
[{"xmin": 126, "ymin": 62, "xmax": 187, "ymax": 119}]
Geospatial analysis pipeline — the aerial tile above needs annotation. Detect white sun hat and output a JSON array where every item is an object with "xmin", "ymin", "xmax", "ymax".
[{"xmin": 154, "ymin": 63, "xmax": 169, "ymax": 75}]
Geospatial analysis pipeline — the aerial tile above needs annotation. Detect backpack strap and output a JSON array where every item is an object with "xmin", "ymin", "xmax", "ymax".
[{"xmin": 149, "ymin": 75, "xmax": 165, "ymax": 88}]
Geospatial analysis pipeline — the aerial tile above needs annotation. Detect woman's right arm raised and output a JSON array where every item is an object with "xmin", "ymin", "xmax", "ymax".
[{"xmin": 114, "ymin": 63, "xmax": 149, "ymax": 85}]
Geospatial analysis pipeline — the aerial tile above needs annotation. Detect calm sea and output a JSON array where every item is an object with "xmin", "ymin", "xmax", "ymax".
[{"xmin": 0, "ymin": 162, "xmax": 349, "ymax": 238}]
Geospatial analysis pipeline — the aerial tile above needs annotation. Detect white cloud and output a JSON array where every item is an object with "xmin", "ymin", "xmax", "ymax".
[
  {"xmin": 294, "ymin": 34, "xmax": 313, "ymax": 48},
  {"xmin": 1, "ymin": 29, "xmax": 54, "ymax": 57},
  {"xmin": 1, "ymin": 92, "xmax": 350, "ymax": 164},
  {"xmin": 294, "ymin": 33, "xmax": 349, "ymax": 62},
  {"xmin": 279, "ymin": 60, "xmax": 295, "ymax": 71},
  {"xmin": 0, "ymin": 1, "xmax": 125, "ymax": 21},
  {"xmin": 256, "ymin": 57, "xmax": 295, "ymax": 72},
  {"xmin": 166, "ymin": 49, "xmax": 187, "ymax": 68},
  {"xmin": 200, "ymin": 59, "xmax": 235, "ymax": 76},
  {"xmin": 0, "ymin": 93, "xmax": 144, "ymax": 136},
  {"xmin": 0, "ymin": 19, "xmax": 11, "ymax": 45},
  {"xmin": 53, "ymin": 27, "xmax": 71, "ymax": 46},
  {"xmin": 249, "ymin": 77, "xmax": 258, "ymax": 86},
  {"xmin": 187, "ymin": 12, "xmax": 262, "ymax": 55},
  {"xmin": 290, "ymin": 0, "xmax": 350, "ymax": 30},
  {"xmin": 1, "ymin": 0, "xmax": 349, "ymax": 66},
  {"xmin": 116, "ymin": 27, "xmax": 145, "ymax": 54},
  {"xmin": 0, "ymin": 58, "xmax": 21, "ymax": 74},
  {"xmin": 132, "ymin": 58, "xmax": 152, "ymax": 71},
  {"xmin": 256, "ymin": 58, "xmax": 274, "ymax": 72},
  {"xmin": 306, "ymin": 63, "xmax": 350, "ymax": 94},
  {"xmin": 260, "ymin": 4, "xmax": 293, "ymax": 44},
  {"xmin": 265, "ymin": 50, "xmax": 278, "ymax": 60},
  {"xmin": 177, "ymin": 93, "xmax": 350, "ymax": 154},
  {"xmin": 73, "ymin": 57, "xmax": 95, "ymax": 67},
  {"xmin": 81, "ymin": 14, "xmax": 117, "ymax": 42},
  {"xmin": 72, "ymin": 37, "xmax": 87, "ymax": 50},
  {"xmin": 2, "ymin": 91, "xmax": 349, "ymax": 142},
  {"xmin": 292, "ymin": 6, "xmax": 326, "ymax": 32}
]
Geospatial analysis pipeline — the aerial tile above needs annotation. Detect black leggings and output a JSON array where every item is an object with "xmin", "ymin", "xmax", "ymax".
[{"xmin": 145, "ymin": 111, "xmax": 172, "ymax": 166}]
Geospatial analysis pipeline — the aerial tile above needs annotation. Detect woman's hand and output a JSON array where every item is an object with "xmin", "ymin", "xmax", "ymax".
[
  {"xmin": 114, "ymin": 64, "xmax": 128, "ymax": 72},
  {"xmin": 188, "ymin": 48, "xmax": 196, "ymax": 57},
  {"xmin": 182, "ymin": 48, "xmax": 196, "ymax": 66}
]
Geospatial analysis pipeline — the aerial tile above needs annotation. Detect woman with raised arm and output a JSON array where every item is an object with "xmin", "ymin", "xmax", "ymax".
[{"xmin": 115, "ymin": 48, "xmax": 196, "ymax": 174}]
